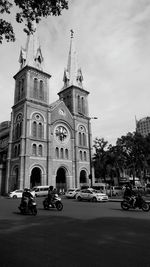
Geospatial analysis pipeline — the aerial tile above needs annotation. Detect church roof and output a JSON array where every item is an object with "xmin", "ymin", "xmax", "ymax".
[
  {"xmin": 49, "ymin": 100, "xmax": 62, "ymax": 111},
  {"xmin": 60, "ymin": 30, "xmax": 84, "ymax": 91},
  {"xmin": 19, "ymin": 22, "xmax": 44, "ymax": 71}
]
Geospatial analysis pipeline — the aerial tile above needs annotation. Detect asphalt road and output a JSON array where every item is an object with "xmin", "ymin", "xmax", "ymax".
[{"xmin": 0, "ymin": 197, "xmax": 150, "ymax": 267}]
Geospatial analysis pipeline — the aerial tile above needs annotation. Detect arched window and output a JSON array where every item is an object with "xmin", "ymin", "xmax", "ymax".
[
  {"xmin": 38, "ymin": 145, "xmax": 42, "ymax": 156},
  {"xmin": 18, "ymin": 81, "xmax": 21, "ymax": 100},
  {"xmin": 14, "ymin": 113, "xmax": 23, "ymax": 140},
  {"xmin": 39, "ymin": 80, "xmax": 44, "ymax": 100},
  {"xmin": 38, "ymin": 123, "xmax": 43, "ymax": 139},
  {"xmin": 15, "ymin": 126, "xmax": 17, "ymax": 139},
  {"xmin": 14, "ymin": 146, "xmax": 17, "ymax": 157},
  {"xmin": 33, "ymin": 78, "xmax": 38, "ymax": 98},
  {"xmin": 79, "ymin": 132, "xmax": 82, "ymax": 146},
  {"xmin": 60, "ymin": 148, "xmax": 64, "ymax": 159},
  {"xmin": 82, "ymin": 133, "xmax": 87, "ymax": 146},
  {"xmin": 31, "ymin": 113, "xmax": 45, "ymax": 140},
  {"xmin": 18, "ymin": 144, "xmax": 20, "ymax": 156},
  {"xmin": 80, "ymin": 150, "xmax": 82, "ymax": 161},
  {"xmin": 77, "ymin": 95, "xmax": 81, "ymax": 112},
  {"xmin": 56, "ymin": 147, "xmax": 59, "ymax": 159},
  {"xmin": 21, "ymin": 78, "xmax": 24, "ymax": 98},
  {"xmin": 16, "ymin": 123, "xmax": 20, "ymax": 139},
  {"xmin": 81, "ymin": 97, "xmax": 85, "ymax": 114},
  {"xmin": 78, "ymin": 125, "xmax": 87, "ymax": 147},
  {"xmin": 65, "ymin": 149, "xmax": 68, "ymax": 159},
  {"xmin": 83, "ymin": 151, "xmax": 87, "ymax": 161},
  {"xmin": 32, "ymin": 121, "xmax": 37, "ymax": 137},
  {"xmin": 19, "ymin": 121, "xmax": 22, "ymax": 137},
  {"xmin": 32, "ymin": 144, "xmax": 36, "ymax": 155}
]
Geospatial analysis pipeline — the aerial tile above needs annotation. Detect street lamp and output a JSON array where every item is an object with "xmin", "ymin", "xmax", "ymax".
[
  {"xmin": 87, "ymin": 116, "xmax": 98, "ymax": 187},
  {"xmin": 78, "ymin": 113, "xmax": 98, "ymax": 187}
]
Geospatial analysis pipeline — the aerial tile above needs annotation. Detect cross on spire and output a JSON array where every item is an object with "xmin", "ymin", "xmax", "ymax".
[{"xmin": 70, "ymin": 29, "xmax": 74, "ymax": 38}]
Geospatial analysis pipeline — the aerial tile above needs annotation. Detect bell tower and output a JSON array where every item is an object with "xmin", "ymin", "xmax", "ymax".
[
  {"xmin": 58, "ymin": 31, "xmax": 91, "ymax": 188},
  {"xmin": 14, "ymin": 22, "xmax": 50, "ymax": 106},
  {"xmin": 58, "ymin": 30, "xmax": 89, "ymax": 117},
  {"xmin": 6, "ymin": 23, "xmax": 51, "ymax": 192}
]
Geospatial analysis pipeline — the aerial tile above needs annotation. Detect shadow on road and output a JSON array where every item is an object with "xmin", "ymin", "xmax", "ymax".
[{"xmin": 0, "ymin": 215, "xmax": 150, "ymax": 267}]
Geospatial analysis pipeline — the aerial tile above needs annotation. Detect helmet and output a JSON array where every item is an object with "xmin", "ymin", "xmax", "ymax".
[
  {"xmin": 24, "ymin": 188, "xmax": 30, "ymax": 192},
  {"xmin": 49, "ymin": 186, "xmax": 53, "ymax": 191},
  {"xmin": 126, "ymin": 183, "xmax": 132, "ymax": 189}
]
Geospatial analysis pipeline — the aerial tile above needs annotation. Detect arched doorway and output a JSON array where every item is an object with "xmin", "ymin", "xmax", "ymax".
[
  {"xmin": 80, "ymin": 170, "xmax": 88, "ymax": 187},
  {"xmin": 30, "ymin": 167, "xmax": 41, "ymax": 188},
  {"xmin": 56, "ymin": 167, "xmax": 66, "ymax": 194}
]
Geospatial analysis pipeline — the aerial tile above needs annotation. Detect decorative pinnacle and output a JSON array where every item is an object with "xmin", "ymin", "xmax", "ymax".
[{"xmin": 70, "ymin": 29, "xmax": 74, "ymax": 38}]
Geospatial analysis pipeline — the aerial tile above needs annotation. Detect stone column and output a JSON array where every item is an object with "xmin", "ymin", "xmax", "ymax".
[{"xmin": 0, "ymin": 164, "xmax": 3, "ymax": 195}]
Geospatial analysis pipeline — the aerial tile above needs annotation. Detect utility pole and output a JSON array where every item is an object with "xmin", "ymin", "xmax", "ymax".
[{"xmin": 87, "ymin": 117, "xmax": 98, "ymax": 187}]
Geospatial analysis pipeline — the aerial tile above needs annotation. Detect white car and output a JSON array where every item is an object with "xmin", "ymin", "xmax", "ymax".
[
  {"xmin": 76, "ymin": 188, "xmax": 109, "ymax": 202},
  {"xmin": 8, "ymin": 189, "xmax": 35, "ymax": 199},
  {"xmin": 65, "ymin": 188, "xmax": 81, "ymax": 199}
]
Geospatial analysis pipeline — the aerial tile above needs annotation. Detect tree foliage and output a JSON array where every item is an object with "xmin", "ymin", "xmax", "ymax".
[
  {"xmin": 0, "ymin": 0, "xmax": 15, "ymax": 43},
  {"xmin": 93, "ymin": 133, "xmax": 150, "ymax": 185},
  {"xmin": 93, "ymin": 137, "xmax": 110, "ymax": 182},
  {"xmin": 116, "ymin": 132, "xmax": 149, "ymax": 183},
  {"xmin": 0, "ymin": 0, "xmax": 68, "ymax": 43}
]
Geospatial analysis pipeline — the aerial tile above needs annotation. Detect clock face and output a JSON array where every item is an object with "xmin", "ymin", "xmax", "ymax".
[{"xmin": 55, "ymin": 125, "xmax": 69, "ymax": 143}]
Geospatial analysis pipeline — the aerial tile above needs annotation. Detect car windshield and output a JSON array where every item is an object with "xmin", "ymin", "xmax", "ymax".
[
  {"xmin": 88, "ymin": 189, "xmax": 98, "ymax": 193},
  {"xmin": 92, "ymin": 189, "xmax": 98, "ymax": 193}
]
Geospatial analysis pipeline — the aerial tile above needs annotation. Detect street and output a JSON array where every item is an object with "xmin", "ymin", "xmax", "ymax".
[{"xmin": 0, "ymin": 197, "xmax": 150, "ymax": 267}]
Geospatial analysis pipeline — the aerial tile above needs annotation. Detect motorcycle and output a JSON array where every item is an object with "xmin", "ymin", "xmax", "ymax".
[
  {"xmin": 43, "ymin": 194, "xmax": 63, "ymax": 211},
  {"xmin": 18, "ymin": 196, "xmax": 37, "ymax": 215},
  {"xmin": 121, "ymin": 194, "xmax": 150, "ymax": 212}
]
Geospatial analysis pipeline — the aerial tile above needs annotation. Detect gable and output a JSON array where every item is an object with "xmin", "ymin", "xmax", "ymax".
[{"xmin": 50, "ymin": 101, "xmax": 74, "ymax": 129}]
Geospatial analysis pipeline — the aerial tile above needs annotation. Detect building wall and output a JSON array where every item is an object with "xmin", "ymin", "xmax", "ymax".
[
  {"xmin": 136, "ymin": 117, "xmax": 150, "ymax": 137},
  {"xmin": 0, "ymin": 54, "xmax": 91, "ymax": 195}
]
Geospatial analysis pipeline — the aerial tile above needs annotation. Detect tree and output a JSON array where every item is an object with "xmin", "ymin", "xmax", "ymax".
[
  {"xmin": 116, "ymin": 132, "xmax": 148, "ymax": 185},
  {"xmin": 0, "ymin": 0, "xmax": 15, "ymax": 43},
  {"xmin": 92, "ymin": 133, "xmax": 150, "ymax": 186},
  {"xmin": 93, "ymin": 137, "xmax": 109, "ymax": 182},
  {"xmin": 0, "ymin": 0, "xmax": 68, "ymax": 43}
]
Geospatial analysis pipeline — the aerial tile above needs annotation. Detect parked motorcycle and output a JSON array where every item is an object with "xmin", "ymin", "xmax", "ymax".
[
  {"xmin": 121, "ymin": 194, "xmax": 149, "ymax": 212},
  {"xmin": 18, "ymin": 196, "xmax": 37, "ymax": 215},
  {"xmin": 43, "ymin": 194, "xmax": 63, "ymax": 211}
]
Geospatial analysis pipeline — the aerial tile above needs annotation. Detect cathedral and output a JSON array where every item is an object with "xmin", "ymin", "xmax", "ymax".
[{"xmin": 0, "ymin": 26, "xmax": 92, "ymax": 195}]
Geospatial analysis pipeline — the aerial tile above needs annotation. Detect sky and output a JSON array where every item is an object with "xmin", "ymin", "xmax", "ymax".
[{"xmin": 0, "ymin": 0, "xmax": 150, "ymax": 145}]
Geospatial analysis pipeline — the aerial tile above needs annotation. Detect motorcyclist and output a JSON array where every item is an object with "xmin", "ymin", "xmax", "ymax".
[
  {"xmin": 21, "ymin": 188, "xmax": 33, "ymax": 208},
  {"xmin": 124, "ymin": 183, "xmax": 136, "ymax": 207},
  {"xmin": 48, "ymin": 186, "xmax": 56, "ymax": 206}
]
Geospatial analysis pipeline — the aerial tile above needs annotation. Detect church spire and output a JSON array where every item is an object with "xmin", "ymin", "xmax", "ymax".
[
  {"xmin": 62, "ymin": 30, "xmax": 83, "ymax": 89},
  {"xmin": 19, "ymin": 21, "xmax": 44, "ymax": 71}
]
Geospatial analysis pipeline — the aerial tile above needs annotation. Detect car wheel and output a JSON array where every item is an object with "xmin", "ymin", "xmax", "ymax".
[
  {"xmin": 91, "ymin": 197, "xmax": 97, "ymax": 202},
  {"xmin": 13, "ymin": 195, "xmax": 17, "ymax": 199},
  {"xmin": 121, "ymin": 200, "xmax": 129, "ymax": 210},
  {"xmin": 142, "ymin": 202, "xmax": 150, "ymax": 212}
]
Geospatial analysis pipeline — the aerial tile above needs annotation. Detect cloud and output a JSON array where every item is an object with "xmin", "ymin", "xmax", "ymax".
[{"xmin": 0, "ymin": 0, "xmax": 150, "ymax": 145}]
